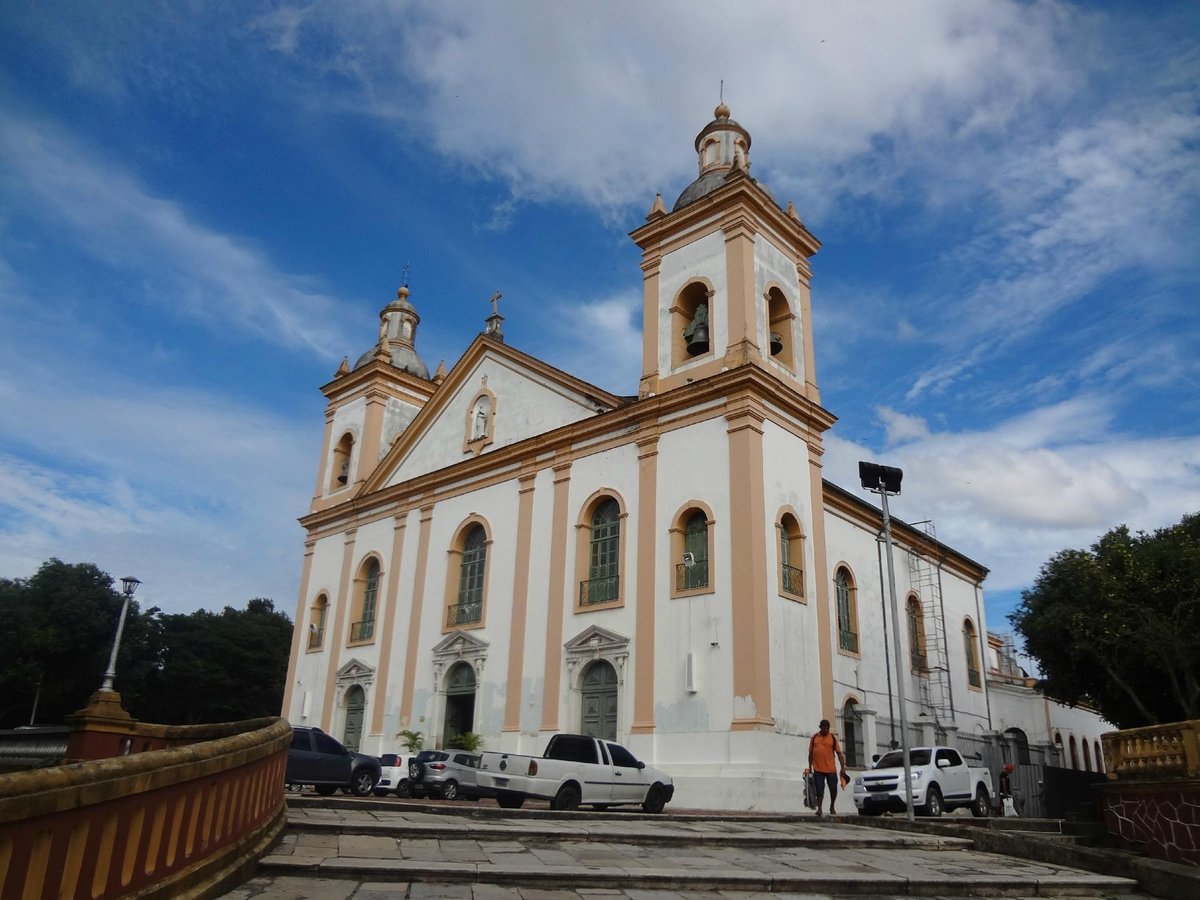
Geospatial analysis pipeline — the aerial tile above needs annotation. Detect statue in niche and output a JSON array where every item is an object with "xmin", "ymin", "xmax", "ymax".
[
  {"xmin": 472, "ymin": 397, "xmax": 490, "ymax": 440},
  {"xmin": 683, "ymin": 300, "xmax": 709, "ymax": 355}
]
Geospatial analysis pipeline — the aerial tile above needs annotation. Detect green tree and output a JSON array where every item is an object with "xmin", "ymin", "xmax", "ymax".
[
  {"xmin": 0, "ymin": 559, "xmax": 161, "ymax": 727},
  {"xmin": 1010, "ymin": 512, "xmax": 1200, "ymax": 728},
  {"xmin": 144, "ymin": 597, "xmax": 293, "ymax": 724}
]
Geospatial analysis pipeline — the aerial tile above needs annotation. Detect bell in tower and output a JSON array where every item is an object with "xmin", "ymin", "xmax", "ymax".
[{"xmin": 683, "ymin": 300, "xmax": 710, "ymax": 355}]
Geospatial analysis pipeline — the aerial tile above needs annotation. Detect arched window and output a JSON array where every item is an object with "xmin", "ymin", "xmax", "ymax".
[
  {"xmin": 308, "ymin": 593, "xmax": 329, "ymax": 650},
  {"xmin": 671, "ymin": 504, "xmax": 713, "ymax": 596},
  {"xmin": 963, "ymin": 618, "xmax": 982, "ymax": 688},
  {"xmin": 778, "ymin": 513, "xmax": 805, "ymax": 599},
  {"xmin": 584, "ymin": 499, "xmax": 620, "ymax": 604},
  {"xmin": 1069, "ymin": 735, "xmax": 1079, "ymax": 770},
  {"xmin": 1082, "ymin": 739, "xmax": 1093, "ymax": 771},
  {"xmin": 907, "ymin": 595, "xmax": 927, "ymax": 673},
  {"xmin": 330, "ymin": 432, "xmax": 354, "ymax": 491},
  {"xmin": 447, "ymin": 523, "xmax": 487, "ymax": 627},
  {"xmin": 1095, "ymin": 740, "xmax": 1103, "ymax": 773},
  {"xmin": 834, "ymin": 567, "xmax": 858, "ymax": 653},
  {"xmin": 350, "ymin": 559, "xmax": 380, "ymax": 643}
]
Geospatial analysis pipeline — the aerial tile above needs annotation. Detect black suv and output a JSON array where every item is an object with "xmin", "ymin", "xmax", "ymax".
[{"xmin": 285, "ymin": 726, "xmax": 380, "ymax": 797}]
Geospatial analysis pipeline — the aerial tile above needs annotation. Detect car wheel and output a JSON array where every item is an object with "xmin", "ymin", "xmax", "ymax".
[
  {"xmin": 350, "ymin": 769, "xmax": 377, "ymax": 797},
  {"xmin": 551, "ymin": 784, "xmax": 581, "ymax": 811},
  {"xmin": 408, "ymin": 760, "xmax": 425, "ymax": 782},
  {"xmin": 395, "ymin": 779, "xmax": 412, "ymax": 798},
  {"xmin": 441, "ymin": 780, "xmax": 459, "ymax": 801},
  {"xmin": 971, "ymin": 786, "xmax": 990, "ymax": 818},
  {"xmin": 641, "ymin": 784, "xmax": 667, "ymax": 814},
  {"xmin": 497, "ymin": 793, "xmax": 525, "ymax": 809},
  {"xmin": 920, "ymin": 786, "xmax": 944, "ymax": 817},
  {"xmin": 315, "ymin": 785, "xmax": 337, "ymax": 797}
]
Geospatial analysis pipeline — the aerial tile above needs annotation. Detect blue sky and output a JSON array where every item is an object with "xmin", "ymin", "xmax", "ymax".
[{"xmin": 1, "ymin": 1, "xmax": 1197, "ymax": 641}]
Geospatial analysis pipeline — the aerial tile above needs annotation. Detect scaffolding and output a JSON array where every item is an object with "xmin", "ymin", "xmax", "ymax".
[{"xmin": 906, "ymin": 521, "xmax": 954, "ymax": 726}]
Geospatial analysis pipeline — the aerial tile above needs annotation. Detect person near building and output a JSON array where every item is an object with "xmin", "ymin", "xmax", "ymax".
[
  {"xmin": 807, "ymin": 719, "xmax": 846, "ymax": 816},
  {"xmin": 998, "ymin": 763, "xmax": 1019, "ymax": 816}
]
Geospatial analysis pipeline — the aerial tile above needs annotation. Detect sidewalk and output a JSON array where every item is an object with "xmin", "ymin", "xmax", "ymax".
[{"xmin": 218, "ymin": 801, "xmax": 1149, "ymax": 899}]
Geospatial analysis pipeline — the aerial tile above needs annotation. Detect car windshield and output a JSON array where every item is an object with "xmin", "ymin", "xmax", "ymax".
[{"xmin": 875, "ymin": 749, "xmax": 932, "ymax": 768}]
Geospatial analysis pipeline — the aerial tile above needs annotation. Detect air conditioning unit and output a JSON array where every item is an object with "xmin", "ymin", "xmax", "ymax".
[{"xmin": 684, "ymin": 652, "xmax": 698, "ymax": 693}]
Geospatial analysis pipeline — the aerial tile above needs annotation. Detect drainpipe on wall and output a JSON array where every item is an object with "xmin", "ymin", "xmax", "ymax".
[{"xmin": 973, "ymin": 581, "xmax": 992, "ymax": 731}]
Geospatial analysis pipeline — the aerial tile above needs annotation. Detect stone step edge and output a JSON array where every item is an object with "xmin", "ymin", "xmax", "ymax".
[
  {"xmin": 284, "ymin": 818, "xmax": 969, "ymax": 850},
  {"xmin": 257, "ymin": 855, "xmax": 1139, "ymax": 897}
]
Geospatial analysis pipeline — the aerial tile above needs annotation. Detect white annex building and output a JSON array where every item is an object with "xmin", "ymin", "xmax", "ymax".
[{"xmin": 281, "ymin": 105, "xmax": 1108, "ymax": 810}]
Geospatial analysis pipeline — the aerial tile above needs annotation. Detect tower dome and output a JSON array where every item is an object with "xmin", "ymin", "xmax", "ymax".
[
  {"xmin": 673, "ymin": 103, "xmax": 753, "ymax": 211},
  {"xmin": 353, "ymin": 285, "xmax": 430, "ymax": 378}
]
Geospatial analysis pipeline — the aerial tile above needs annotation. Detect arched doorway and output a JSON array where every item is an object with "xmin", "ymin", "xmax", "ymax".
[
  {"xmin": 442, "ymin": 662, "xmax": 476, "ymax": 747},
  {"xmin": 343, "ymin": 685, "xmax": 365, "ymax": 751},
  {"xmin": 580, "ymin": 660, "xmax": 618, "ymax": 741},
  {"xmin": 842, "ymin": 700, "xmax": 863, "ymax": 767},
  {"xmin": 1005, "ymin": 727, "xmax": 1032, "ymax": 764}
]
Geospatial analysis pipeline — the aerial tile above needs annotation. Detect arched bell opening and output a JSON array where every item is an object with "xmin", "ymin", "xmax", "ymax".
[
  {"xmin": 765, "ymin": 286, "xmax": 796, "ymax": 371},
  {"xmin": 330, "ymin": 432, "xmax": 354, "ymax": 490},
  {"xmin": 671, "ymin": 281, "xmax": 713, "ymax": 367}
]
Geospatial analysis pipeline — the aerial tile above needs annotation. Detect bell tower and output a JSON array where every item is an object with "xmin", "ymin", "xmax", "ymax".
[
  {"xmin": 309, "ymin": 284, "xmax": 436, "ymax": 513},
  {"xmin": 630, "ymin": 104, "xmax": 822, "ymax": 404}
]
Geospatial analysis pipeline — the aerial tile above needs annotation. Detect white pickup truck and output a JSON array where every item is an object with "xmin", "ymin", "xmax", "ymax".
[
  {"xmin": 851, "ymin": 746, "xmax": 992, "ymax": 817},
  {"xmin": 476, "ymin": 733, "xmax": 675, "ymax": 813}
]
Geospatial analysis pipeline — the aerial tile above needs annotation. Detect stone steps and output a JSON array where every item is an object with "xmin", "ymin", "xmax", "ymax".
[{"xmin": 249, "ymin": 801, "xmax": 1144, "ymax": 897}]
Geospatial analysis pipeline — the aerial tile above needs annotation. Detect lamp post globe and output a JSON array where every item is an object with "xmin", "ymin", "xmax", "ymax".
[{"xmin": 98, "ymin": 576, "xmax": 141, "ymax": 694}]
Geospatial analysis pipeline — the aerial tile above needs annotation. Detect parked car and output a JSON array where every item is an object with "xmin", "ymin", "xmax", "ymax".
[
  {"xmin": 851, "ymin": 745, "xmax": 992, "ymax": 817},
  {"xmin": 477, "ymin": 733, "xmax": 674, "ymax": 812},
  {"xmin": 374, "ymin": 752, "xmax": 415, "ymax": 797},
  {"xmin": 285, "ymin": 726, "xmax": 381, "ymax": 797},
  {"xmin": 406, "ymin": 749, "xmax": 486, "ymax": 800}
]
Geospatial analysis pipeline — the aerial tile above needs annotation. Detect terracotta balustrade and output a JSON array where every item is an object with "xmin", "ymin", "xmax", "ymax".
[{"xmin": 0, "ymin": 716, "xmax": 290, "ymax": 899}]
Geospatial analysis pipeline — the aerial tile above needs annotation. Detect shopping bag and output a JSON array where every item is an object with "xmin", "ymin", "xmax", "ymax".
[
  {"xmin": 802, "ymin": 768, "xmax": 815, "ymax": 809},
  {"xmin": 1001, "ymin": 796, "xmax": 1018, "ymax": 817},
  {"xmin": 839, "ymin": 770, "xmax": 851, "ymax": 789}
]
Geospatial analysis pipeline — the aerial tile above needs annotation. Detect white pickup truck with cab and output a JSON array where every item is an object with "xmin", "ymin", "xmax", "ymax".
[
  {"xmin": 476, "ymin": 733, "xmax": 675, "ymax": 812},
  {"xmin": 852, "ymin": 745, "xmax": 992, "ymax": 817}
]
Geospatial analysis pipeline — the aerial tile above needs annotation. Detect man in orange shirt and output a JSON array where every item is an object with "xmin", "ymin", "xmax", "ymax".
[{"xmin": 807, "ymin": 718, "xmax": 846, "ymax": 816}]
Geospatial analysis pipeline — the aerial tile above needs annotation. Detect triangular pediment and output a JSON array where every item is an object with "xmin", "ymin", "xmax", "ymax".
[
  {"xmin": 360, "ymin": 335, "xmax": 627, "ymax": 494},
  {"xmin": 335, "ymin": 658, "xmax": 375, "ymax": 681},
  {"xmin": 564, "ymin": 624, "xmax": 629, "ymax": 652},
  {"xmin": 432, "ymin": 630, "xmax": 490, "ymax": 656}
]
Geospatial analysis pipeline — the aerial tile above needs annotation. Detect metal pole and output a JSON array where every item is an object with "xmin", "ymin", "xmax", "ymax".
[
  {"xmin": 879, "ymin": 489, "xmax": 915, "ymax": 822},
  {"xmin": 99, "ymin": 577, "xmax": 139, "ymax": 693}
]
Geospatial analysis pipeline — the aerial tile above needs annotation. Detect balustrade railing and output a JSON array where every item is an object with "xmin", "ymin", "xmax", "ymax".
[
  {"xmin": 579, "ymin": 574, "xmax": 619, "ymax": 605},
  {"xmin": 781, "ymin": 563, "xmax": 803, "ymax": 596},
  {"xmin": 1102, "ymin": 720, "xmax": 1200, "ymax": 780}
]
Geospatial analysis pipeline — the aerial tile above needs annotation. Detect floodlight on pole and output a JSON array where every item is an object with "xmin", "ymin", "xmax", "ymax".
[
  {"xmin": 98, "ymin": 576, "xmax": 141, "ymax": 694},
  {"xmin": 859, "ymin": 461, "xmax": 915, "ymax": 823}
]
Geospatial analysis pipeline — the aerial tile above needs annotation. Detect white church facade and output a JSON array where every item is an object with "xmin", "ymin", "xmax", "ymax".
[{"xmin": 281, "ymin": 105, "xmax": 1107, "ymax": 810}]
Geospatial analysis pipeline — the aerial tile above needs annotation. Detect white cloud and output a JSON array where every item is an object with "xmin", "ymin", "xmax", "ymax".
[
  {"xmin": 0, "ymin": 118, "xmax": 359, "ymax": 359},
  {"xmin": 537, "ymin": 290, "xmax": 643, "ymax": 395},
  {"xmin": 823, "ymin": 400, "xmax": 1200, "ymax": 604}
]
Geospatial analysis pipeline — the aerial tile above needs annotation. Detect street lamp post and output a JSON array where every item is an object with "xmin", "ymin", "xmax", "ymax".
[
  {"xmin": 858, "ymin": 461, "xmax": 915, "ymax": 823},
  {"xmin": 99, "ymin": 576, "xmax": 141, "ymax": 694}
]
